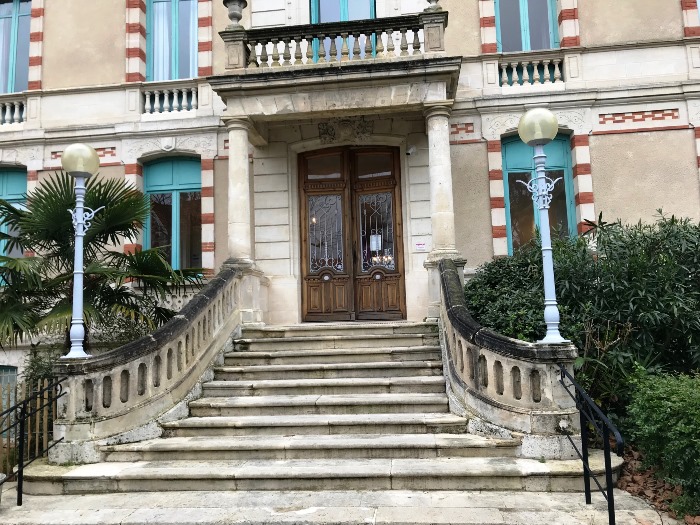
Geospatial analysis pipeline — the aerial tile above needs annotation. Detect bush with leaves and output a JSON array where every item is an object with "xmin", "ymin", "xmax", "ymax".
[
  {"xmin": 628, "ymin": 371, "xmax": 700, "ymax": 516},
  {"xmin": 464, "ymin": 213, "xmax": 700, "ymax": 413},
  {"xmin": 0, "ymin": 172, "xmax": 202, "ymax": 352}
]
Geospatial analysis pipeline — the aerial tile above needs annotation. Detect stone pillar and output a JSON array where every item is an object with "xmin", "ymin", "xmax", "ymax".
[
  {"xmin": 423, "ymin": 103, "xmax": 464, "ymax": 319},
  {"xmin": 226, "ymin": 118, "xmax": 253, "ymax": 265}
]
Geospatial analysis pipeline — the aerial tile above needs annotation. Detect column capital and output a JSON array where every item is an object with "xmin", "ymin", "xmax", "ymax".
[
  {"xmin": 224, "ymin": 116, "xmax": 253, "ymax": 132},
  {"xmin": 423, "ymin": 102, "xmax": 453, "ymax": 120}
]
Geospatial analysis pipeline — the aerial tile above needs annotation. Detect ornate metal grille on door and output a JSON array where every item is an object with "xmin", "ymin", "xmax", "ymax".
[
  {"xmin": 308, "ymin": 194, "xmax": 344, "ymax": 273},
  {"xmin": 359, "ymin": 192, "xmax": 395, "ymax": 272}
]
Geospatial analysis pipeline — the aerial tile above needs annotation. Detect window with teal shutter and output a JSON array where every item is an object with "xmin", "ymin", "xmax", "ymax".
[
  {"xmin": 502, "ymin": 135, "xmax": 575, "ymax": 255},
  {"xmin": 0, "ymin": 168, "xmax": 26, "ymax": 257},
  {"xmin": 146, "ymin": 0, "xmax": 198, "ymax": 81},
  {"xmin": 143, "ymin": 158, "xmax": 201, "ymax": 270},
  {"xmin": 0, "ymin": 0, "xmax": 30, "ymax": 94},
  {"xmin": 496, "ymin": 0, "xmax": 559, "ymax": 52}
]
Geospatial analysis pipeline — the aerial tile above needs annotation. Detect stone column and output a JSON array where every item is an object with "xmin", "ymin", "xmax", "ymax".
[
  {"xmin": 226, "ymin": 117, "xmax": 253, "ymax": 265},
  {"xmin": 423, "ymin": 103, "xmax": 464, "ymax": 319}
]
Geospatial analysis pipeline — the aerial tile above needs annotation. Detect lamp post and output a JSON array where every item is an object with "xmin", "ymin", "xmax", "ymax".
[
  {"xmin": 517, "ymin": 108, "xmax": 569, "ymax": 344},
  {"xmin": 61, "ymin": 143, "xmax": 101, "ymax": 359}
]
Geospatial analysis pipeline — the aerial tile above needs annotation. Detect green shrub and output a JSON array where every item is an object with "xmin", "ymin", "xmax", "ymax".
[
  {"xmin": 628, "ymin": 372, "xmax": 700, "ymax": 516},
  {"xmin": 464, "ymin": 214, "xmax": 700, "ymax": 412}
]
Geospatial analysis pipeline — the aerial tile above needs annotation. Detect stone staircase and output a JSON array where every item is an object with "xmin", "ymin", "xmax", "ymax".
[{"xmin": 25, "ymin": 322, "xmax": 604, "ymax": 494}]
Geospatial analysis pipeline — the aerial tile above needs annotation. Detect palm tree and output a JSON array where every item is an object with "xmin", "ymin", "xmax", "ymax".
[{"xmin": 0, "ymin": 172, "xmax": 202, "ymax": 351}]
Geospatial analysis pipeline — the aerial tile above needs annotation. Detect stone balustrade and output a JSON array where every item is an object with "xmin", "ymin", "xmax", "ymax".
[
  {"xmin": 51, "ymin": 263, "xmax": 266, "ymax": 464},
  {"xmin": 142, "ymin": 81, "xmax": 198, "ymax": 115},
  {"xmin": 0, "ymin": 94, "xmax": 26, "ymax": 125},
  {"xmin": 499, "ymin": 50, "xmax": 565, "ymax": 87},
  {"xmin": 438, "ymin": 259, "xmax": 580, "ymax": 459},
  {"xmin": 221, "ymin": 11, "xmax": 449, "ymax": 70}
]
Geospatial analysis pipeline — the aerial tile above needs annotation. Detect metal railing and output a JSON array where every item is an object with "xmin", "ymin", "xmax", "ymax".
[
  {"xmin": 558, "ymin": 364, "xmax": 624, "ymax": 525},
  {"xmin": 0, "ymin": 377, "xmax": 66, "ymax": 506}
]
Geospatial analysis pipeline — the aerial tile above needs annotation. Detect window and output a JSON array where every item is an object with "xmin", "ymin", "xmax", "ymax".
[
  {"xmin": 502, "ymin": 135, "xmax": 575, "ymax": 254},
  {"xmin": 146, "ymin": 0, "xmax": 198, "ymax": 81},
  {"xmin": 0, "ymin": 168, "xmax": 26, "ymax": 257},
  {"xmin": 0, "ymin": 0, "xmax": 30, "ymax": 93},
  {"xmin": 143, "ymin": 158, "xmax": 201, "ymax": 269},
  {"xmin": 496, "ymin": 0, "xmax": 558, "ymax": 52}
]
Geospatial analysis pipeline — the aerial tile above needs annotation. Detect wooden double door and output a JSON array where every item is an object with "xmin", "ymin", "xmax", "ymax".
[{"xmin": 300, "ymin": 147, "xmax": 406, "ymax": 322}]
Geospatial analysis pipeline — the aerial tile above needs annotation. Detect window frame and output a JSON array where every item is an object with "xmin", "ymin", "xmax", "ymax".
[
  {"xmin": 145, "ymin": 0, "xmax": 198, "ymax": 81},
  {"xmin": 495, "ymin": 0, "xmax": 559, "ymax": 53},
  {"xmin": 0, "ymin": 168, "xmax": 27, "ymax": 256},
  {"xmin": 310, "ymin": 0, "xmax": 376, "ymax": 23},
  {"xmin": 143, "ymin": 158, "xmax": 202, "ymax": 270},
  {"xmin": 0, "ymin": 0, "xmax": 30, "ymax": 93},
  {"xmin": 501, "ymin": 135, "xmax": 576, "ymax": 255}
]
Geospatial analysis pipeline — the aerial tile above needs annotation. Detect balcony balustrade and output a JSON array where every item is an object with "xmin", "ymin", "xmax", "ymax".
[
  {"xmin": 498, "ymin": 50, "xmax": 565, "ymax": 87},
  {"xmin": 221, "ymin": 11, "xmax": 449, "ymax": 71},
  {"xmin": 142, "ymin": 81, "xmax": 198, "ymax": 115},
  {"xmin": 0, "ymin": 95, "xmax": 26, "ymax": 125}
]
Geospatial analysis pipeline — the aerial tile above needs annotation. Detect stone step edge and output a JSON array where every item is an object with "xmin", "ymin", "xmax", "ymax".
[
  {"xmin": 189, "ymin": 393, "xmax": 449, "ymax": 408},
  {"xmin": 214, "ymin": 361, "xmax": 443, "ymax": 372},
  {"xmin": 234, "ymin": 334, "xmax": 435, "ymax": 344},
  {"xmin": 101, "ymin": 434, "xmax": 520, "ymax": 453},
  {"xmin": 224, "ymin": 346, "xmax": 441, "ymax": 358},
  {"xmin": 203, "ymin": 376, "xmax": 446, "ymax": 388}
]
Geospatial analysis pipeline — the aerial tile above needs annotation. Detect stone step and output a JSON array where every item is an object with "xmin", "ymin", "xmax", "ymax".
[
  {"xmin": 213, "ymin": 361, "xmax": 443, "ymax": 381},
  {"xmin": 23, "ymin": 453, "xmax": 622, "ymax": 494},
  {"xmin": 161, "ymin": 413, "xmax": 467, "ymax": 437},
  {"xmin": 201, "ymin": 376, "xmax": 447, "ymax": 397},
  {"xmin": 224, "ymin": 346, "xmax": 441, "ymax": 366},
  {"xmin": 189, "ymin": 393, "xmax": 450, "ymax": 417},
  {"xmin": 233, "ymin": 334, "xmax": 437, "ymax": 352},
  {"xmin": 242, "ymin": 321, "xmax": 438, "ymax": 339},
  {"xmin": 101, "ymin": 434, "xmax": 519, "ymax": 462}
]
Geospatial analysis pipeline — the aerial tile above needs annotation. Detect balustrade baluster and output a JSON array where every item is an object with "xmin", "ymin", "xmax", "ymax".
[
  {"xmin": 282, "ymin": 38, "xmax": 291, "ymax": 65},
  {"xmin": 294, "ymin": 36, "xmax": 303, "ymax": 64},
  {"xmin": 530, "ymin": 61, "xmax": 541, "ymax": 85},
  {"xmin": 375, "ymin": 29, "xmax": 385, "ymax": 57},
  {"xmin": 173, "ymin": 88, "xmax": 182, "ymax": 111},
  {"xmin": 271, "ymin": 38, "xmax": 280, "ymax": 66},
  {"xmin": 191, "ymin": 87, "xmax": 198, "ymax": 110},
  {"xmin": 554, "ymin": 59, "xmax": 562, "ymax": 82},
  {"xmin": 260, "ymin": 42, "xmax": 269, "ymax": 67},
  {"xmin": 305, "ymin": 35, "xmax": 314, "ymax": 63},
  {"xmin": 412, "ymin": 27, "xmax": 421, "ymax": 56},
  {"xmin": 0, "ymin": 102, "xmax": 6, "ymax": 124},
  {"xmin": 151, "ymin": 90, "xmax": 159, "ymax": 113},
  {"xmin": 341, "ymin": 32, "xmax": 350, "ymax": 62},
  {"xmin": 399, "ymin": 28, "xmax": 409, "ymax": 56},
  {"xmin": 543, "ymin": 59, "xmax": 552, "ymax": 83},
  {"xmin": 365, "ymin": 31, "xmax": 373, "ymax": 59},
  {"xmin": 318, "ymin": 34, "xmax": 327, "ymax": 63},
  {"xmin": 500, "ymin": 64, "xmax": 508, "ymax": 86},
  {"xmin": 351, "ymin": 32, "xmax": 360, "ymax": 60},
  {"xmin": 248, "ymin": 40, "xmax": 259, "ymax": 67},
  {"xmin": 509, "ymin": 63, "xmax": 518, "ymax": 85},
  {"xmin": 329, "ymin": 34, "xmax": 338, "ymax": 62},
  {"xmin": 143, "ymin": 90, "xmax": 151, "ymax": 113},
  {"xmin": 9, "ymin": 102, "xmax": 17, "ymax": 123},
  {"xmin": 163, "ymin": 89, "xmax": 172, "ymax": 112},
  {"xmin": 386, "ymin": 29, "xmax": 395, "ymax": 57}
]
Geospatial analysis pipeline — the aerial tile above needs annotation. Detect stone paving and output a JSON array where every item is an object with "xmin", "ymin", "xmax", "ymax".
[{"xmin": 0, "ymin": 483, "xmax": 680, "ymax": 525}]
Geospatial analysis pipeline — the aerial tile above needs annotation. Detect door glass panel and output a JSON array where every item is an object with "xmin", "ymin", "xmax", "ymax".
[
  {"xmin": 179, "ymin": 191, "xmax": 201, "ymax": 268},
  {"xmin": 546, "ymin": 169, "xmax": 569, "ymax": 240},
  {"xmin": 307, "ymin": 153, "xmax": 342, "ymax": 180},
  {"xmin": 356, "ymin": 153, "xmax": 392, "ymax": 179},
  {"xmin": 498, "ymin": 0, "xmax": 523, "ymax": 52},
  {"xmin": 178, "ymin": 0, "xmax": 197, "ymax": 78},
  {"xmin": 348, "ymin": 1, "xmax": 371, "ymax": 21},
  {"xmin": 149, "ymin": 192, "xmax": 173, "ymax": 264},
  {"xmin": 318, "ymin": 0, "xmax": 341, "ymax": 22},
  {"xmin": 507, "ymin": 172, "xmax": 535, "ymax": 251},
  {"xmin": 308, "ymin": 194, "xmax": 344, "ymax": 273},
  {"xmin": 528, "ymin": 0, "xmax": 551, "ymax": 50},
  {"xmin": 359, "ymin": 192, "xmax": 395, "ymax": 272}
]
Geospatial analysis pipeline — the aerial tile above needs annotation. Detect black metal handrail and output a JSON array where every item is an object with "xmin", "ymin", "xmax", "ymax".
[
  {"xmin": 558, "ymin": 364, "xmax": 624, "ymax": 525},
  {"xmin": 0, "ymin": 377, "xmax": 67, "ymax": 506}
]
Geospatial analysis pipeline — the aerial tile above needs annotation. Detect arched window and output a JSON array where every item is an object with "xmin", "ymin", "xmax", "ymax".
[
  {"xmin": 496, "ymin": 0, "xmax": 559, "ymax": 53},
  {"xmin": 502, "ymin": 135, "xmax": 575, "ymax": 254},
  {"xmin": 0, "ymin": 0, "xmax": 30, "ymax": 93},
  {"xmin": 146, "ymin": 0, "xmax": 198, "ymax": 81},
  {"xmin": 0, "ymin": 168, "xmax": 26, "ymax": 256},
  {"xmin": 143, "ymin": 158, "xmax": 201, "ymax": 269}
]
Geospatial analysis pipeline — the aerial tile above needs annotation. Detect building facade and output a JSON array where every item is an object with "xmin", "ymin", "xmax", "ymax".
[{"xmin": 1, "ymin": 0, "xmax": 699, "ymax": 332}]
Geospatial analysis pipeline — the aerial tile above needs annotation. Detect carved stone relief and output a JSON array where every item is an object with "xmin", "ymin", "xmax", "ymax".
[
  {"xmin": 123, "ymin": 134, "xmax": 217, "ymax": 162},
  {"xmin": 481, "ymin": 108, "xmax": 592, "ymax": 140},
  {"xmin": 0, "ymin": 146, "xmax": 42, "ymax": 168},
  {"xmin": 318, "ymin": 117, "xmax": 374, "ymax": 144}
]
